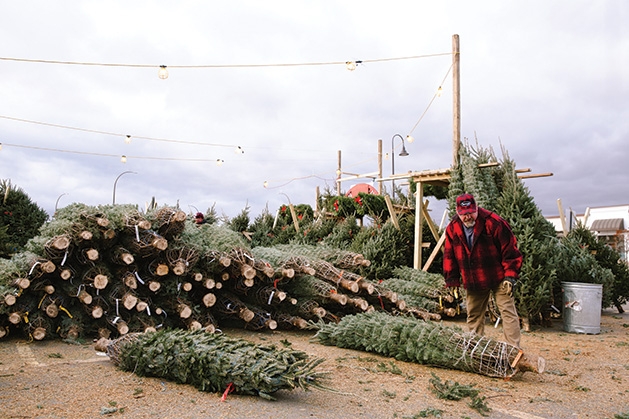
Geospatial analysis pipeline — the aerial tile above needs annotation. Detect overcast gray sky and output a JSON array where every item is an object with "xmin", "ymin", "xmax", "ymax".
[{"xmin": 1, "ymin": 1, "xmax": 627, "ymax": 223}]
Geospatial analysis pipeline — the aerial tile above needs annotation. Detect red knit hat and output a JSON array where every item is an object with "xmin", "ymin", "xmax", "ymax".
[{"xmin": 456, "ymin": 193, "xmax": 477, "ymax": 215}]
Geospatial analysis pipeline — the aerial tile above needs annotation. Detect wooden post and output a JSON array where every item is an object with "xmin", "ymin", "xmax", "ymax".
[
  {"xmin": 557, "ymin": 198, "xmax": 568, "ymax": 236},
  {"xmin": 336, "ymin": 150, "xmax": 342, "ymax": 195},
  {"xmin": 377, "ymin": 139, "xmax": 383, "ymax": 195},
  {"xmin": 289, "ymin": 203, "xmax": 300, "ymax": 233},
  {"xmin": 384, "ymin": 195, "xmax": 400, "ymax": 230},
  {"xmin": 452, "ymin": 34, "xmax": 461, "ymax": 167},
  {"xmin": 413, "ymin": 182, "xmax": 424, "ymax": 269}
]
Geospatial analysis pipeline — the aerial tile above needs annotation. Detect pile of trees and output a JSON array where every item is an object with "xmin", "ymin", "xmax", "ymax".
[{"xmin": 0, "ymin": 203, "xmax": 455, "ymax": 341}]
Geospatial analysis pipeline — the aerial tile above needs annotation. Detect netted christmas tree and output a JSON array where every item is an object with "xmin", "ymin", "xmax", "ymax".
[
  {"xmin": 103, "ymin": 328, "xmax": 329, "ymax": 400},
  {"xmin": 381, "ymin": 266, "xmax": 459, "ymax": 318},
  {"xmin": 313, "ymin": 311, "xmax": 544, "ymax": 379}
]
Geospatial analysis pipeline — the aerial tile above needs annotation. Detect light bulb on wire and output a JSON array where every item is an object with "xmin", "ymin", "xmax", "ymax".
[
  {"xmin": 345, "ymin": 60, "xmax": 362, "ymax": 71},
  {"xmin": 263, "ymin": 181, "xmax": 268, "ymax": 188},
  {"xmin": 158, "ymin": 65, "xmax": 169, "ymax": 79},
  {"xmin": 121, "ymin": 155, "xmax": 127, "ymax": 163},
  {"xmin": 124, "ymin": 135, "xmax": 132, "ymax": 144},
  {"xmin": 216, "ymin": 159, "xmax": 224, "ymax": 166},
  {"xmin": 234, "ymin": 146, "xmax": 244, "ymax": 154},
  {"xmin": 406, "ymin": 135, "xmax": 415, "ymax": 143}
]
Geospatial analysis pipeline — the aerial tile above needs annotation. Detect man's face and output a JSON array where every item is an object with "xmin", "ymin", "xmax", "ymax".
[{"xmin": 458, "ymin": 210, "xmax": 478, "ymax": 228}]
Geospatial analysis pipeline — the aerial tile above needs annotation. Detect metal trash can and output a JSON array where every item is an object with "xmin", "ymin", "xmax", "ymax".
[{"xmin": 562, "ymin": 281, "xmax": 603, "ymax": 334}]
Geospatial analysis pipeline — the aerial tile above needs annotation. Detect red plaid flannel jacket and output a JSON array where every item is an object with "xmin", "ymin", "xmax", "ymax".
[{"xmin": 443, "ymin": 207, "xmax": 522, "ymax": 291}]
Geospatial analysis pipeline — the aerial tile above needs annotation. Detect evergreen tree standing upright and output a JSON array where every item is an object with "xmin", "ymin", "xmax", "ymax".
[
  {"xmin": 448, "ymin": 140, "xmax": 500, "ymax": 216},
  {"xmin": 0, "ymin": 180, "xmax": 49, "ymax": 258},
  {"xmin": 493, "ymin": 147, "xmax": 559, "ymax": 329},
  {"xmin": 567, "ymin": 225, "xmax": 629, "ymax": 312}
]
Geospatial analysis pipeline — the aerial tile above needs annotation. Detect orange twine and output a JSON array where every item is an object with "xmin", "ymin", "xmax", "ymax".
[{"xmin": 221, "ymin": 382, "xmax": 235, "ymax": 402}]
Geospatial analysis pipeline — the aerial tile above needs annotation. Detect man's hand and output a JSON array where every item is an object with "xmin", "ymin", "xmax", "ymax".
[
  {"xmin": 501, "ymin": 277, "xmax": 517, "ymax": 297},
  {"xmin": 444, "ymin": 286, "xmax": 460, "ymax": 302}
]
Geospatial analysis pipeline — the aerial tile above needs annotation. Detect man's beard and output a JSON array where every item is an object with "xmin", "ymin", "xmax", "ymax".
[{"xmin": 462, "ymin": 220, "xmax": 476, "ymax": 228}]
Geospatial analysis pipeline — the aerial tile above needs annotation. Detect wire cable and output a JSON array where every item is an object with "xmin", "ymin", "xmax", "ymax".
[{"xmin": 0, "ymin": 52, "xmax": 452, "ymax": 69}]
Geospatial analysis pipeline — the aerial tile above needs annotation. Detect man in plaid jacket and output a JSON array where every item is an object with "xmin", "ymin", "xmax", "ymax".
[{"xmin": 443, "ymin": 193, "xmax": 523, "ymax": 348}]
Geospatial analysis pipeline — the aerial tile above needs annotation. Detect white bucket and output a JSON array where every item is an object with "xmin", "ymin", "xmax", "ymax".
[{"xmin": 562, "ymin": 282, "xmax": 603, "ymax": 334}]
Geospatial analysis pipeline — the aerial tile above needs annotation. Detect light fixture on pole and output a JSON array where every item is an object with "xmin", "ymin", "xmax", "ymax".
[
  {"xmin": 391, "ymin": 134, "xmax": 410, "ymax": 199},
  {"xmin": 112, "ymin": 171, "xmax": 137, "ymax": 205}
]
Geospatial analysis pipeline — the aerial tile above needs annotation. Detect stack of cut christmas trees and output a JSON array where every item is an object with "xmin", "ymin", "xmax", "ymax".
[{"xmin": 0, "ymin": 203, "xmax": 455, "ymax": 341}]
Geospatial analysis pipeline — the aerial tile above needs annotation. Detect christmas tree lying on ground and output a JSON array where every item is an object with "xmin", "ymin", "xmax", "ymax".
[
  {"xmin": 100, "ymin": 328, "xmax": 329, "ymax": 400},
  {"xmin": 312, "ymin": 311, "xmax": 545, "ymax": 379}
]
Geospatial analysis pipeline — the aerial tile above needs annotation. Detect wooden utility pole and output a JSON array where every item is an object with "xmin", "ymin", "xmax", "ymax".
[{"xmin": 452, "ymin": 34, "xmax": 461, "ymax": 167}]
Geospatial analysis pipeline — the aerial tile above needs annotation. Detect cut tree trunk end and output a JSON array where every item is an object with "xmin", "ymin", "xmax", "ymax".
[
  {"xmin": 14, "ymin": 277, "xmax": 30, "ymax": 290},
  {"xmin": 32, "ymin": 327, "xmax": 47, "ymax": 341},
  {"xmin": 3, "ymin": 294, "xmax": 17, "ymax": 306},
  {"xmin": 514, "ymin": 351, "xmax": 546, "ymax": 374}
]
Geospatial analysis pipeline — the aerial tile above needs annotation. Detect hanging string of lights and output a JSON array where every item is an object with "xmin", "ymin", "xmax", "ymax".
[
  {"xmin": 0, "ymin": 142, "xmax": 233, "ymax": 163},
  {"xmin": 407, "ymin": 63, "xmax": 454, "ymax": 136},
  {"xmin": 0, "ymin": 115, "xmax": 241, "ymax": 149},
  {"xmin": 0, "ymin": 51, "xmax": 453, "ymax": 188},
  {"xmin": 0, "ymin": 52, "xmax": 452, "ymax": 79}
]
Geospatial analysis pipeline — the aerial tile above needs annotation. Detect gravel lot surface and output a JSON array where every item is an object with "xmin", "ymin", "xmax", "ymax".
[{"xmin": 1, "ymin": 307, "xmax": 628, "ymax": 419}]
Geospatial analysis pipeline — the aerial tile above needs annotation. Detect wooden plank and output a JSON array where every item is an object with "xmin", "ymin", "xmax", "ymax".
[
  {"xmin": 421, "ymin": 200, "xmax": 440, "ymax": 242},
  {"xmin": 384, "ymin": 195, "xmax": 400, "ymax": 230},
  {"xmin": 289, "ymin": 204, "xmax": 300, "ymax": 233},
  {"xmin": 423, "ymin": 231, "xmax": 447, "ymax": 272}
]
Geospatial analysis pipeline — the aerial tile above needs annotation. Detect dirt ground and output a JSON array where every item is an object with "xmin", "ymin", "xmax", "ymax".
[{"xmin": 1, "ymin": 307, "xmax": 628, "ymax": 419}]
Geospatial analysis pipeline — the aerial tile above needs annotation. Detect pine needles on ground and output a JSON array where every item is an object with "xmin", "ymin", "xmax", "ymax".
[{"xmin": 429, "ymin": 373, "xmax": 491, "ymax": 416}]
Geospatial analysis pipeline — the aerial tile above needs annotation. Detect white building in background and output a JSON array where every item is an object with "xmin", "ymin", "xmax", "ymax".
[{"xmin": 546, "ymin": 204, "xmax": 629, "ymax": 261}]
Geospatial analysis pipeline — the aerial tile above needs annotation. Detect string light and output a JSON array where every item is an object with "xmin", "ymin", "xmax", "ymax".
[
  {"xmin": 345, "ymin": 61, "xmax": 363, "ymax": 71},
  {"xmin": 124, "ymin": 135, "xmax": 132, "ymax": 144},
  {"xmin": 0, "ymin": 53, "xmax": 451, "ymax": 71},
  {"xmin": 234, "ymin": 146, "xmax": 244, "ymax": 154},
  {"xmin": 437, "ymin": 86, "xmax": 443, "ymax": 97},
  {"xmin": 0, "ymin": 115, "xmax": 242, "ymax": 149},
  {"xmin": 0, "ymin": 142, "xmax": 232, "ymax": 163},
  {"xmin": 407, "ymin": 64, "xmax": 453, "ymax": 137},
  {"xmin": 263, "ymin": 174, "xmax": 332, "ymax": 189},
  {"xmin": 158, "ymin": 65, "xmax": 169, "ymax": 79},
  {"xmin": 216, "ymin": 159, "xmax": 224, "ymax": 166},
  {"xmin": 406, "ymin": 135, "xmax": 415, "ymax": 143}
]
